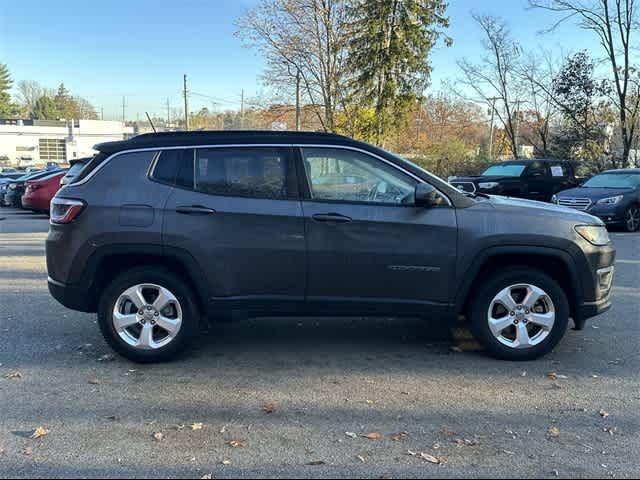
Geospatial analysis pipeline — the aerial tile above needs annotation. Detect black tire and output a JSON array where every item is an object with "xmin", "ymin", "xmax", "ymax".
[
  {"xmin": 469, "ymin": 268, "xmax": 569, "ymax": 361},
  {"xmin": 624, "ymin": 204, "xmax": 640, "ymax": 232},
  {"xmin": 97, "ymin": 266, "xmax": 200, "ymax": 363}
]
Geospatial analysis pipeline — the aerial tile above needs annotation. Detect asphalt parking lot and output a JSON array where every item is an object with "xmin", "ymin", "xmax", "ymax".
[{"xmin": 0, "ymin": 207, "xmax": 638, "ymax": 479}]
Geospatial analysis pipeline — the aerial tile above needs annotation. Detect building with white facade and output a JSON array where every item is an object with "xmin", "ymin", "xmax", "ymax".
[{"xmin": 0, "ymin": 119, "xmax": 135, "ymax": 167}]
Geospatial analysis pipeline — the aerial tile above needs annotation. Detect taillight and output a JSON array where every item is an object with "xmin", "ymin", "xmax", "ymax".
[{"xmin": 50, "ymin": 198, "xmax": 85, "ymax": 224}]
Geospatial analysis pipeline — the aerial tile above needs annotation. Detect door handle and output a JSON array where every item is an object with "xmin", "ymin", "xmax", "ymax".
[
  {"xmin": 312, "ymin": 213, "xmax": 352, "ymax": 223},
  {"xmin": 175, "ymin": 205, "xmax": 216, "ymax": 215}
]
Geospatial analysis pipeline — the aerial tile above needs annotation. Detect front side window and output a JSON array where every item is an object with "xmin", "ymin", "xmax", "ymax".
[
  {"xmin": 302, "ymin": 148, "xmax": 417, "ymax": 204},
  {"xmin": 195, "ymin": 148, "xmax": 288, "ymax": 199}
]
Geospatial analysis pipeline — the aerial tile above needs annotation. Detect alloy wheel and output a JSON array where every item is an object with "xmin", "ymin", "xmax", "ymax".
[
  {"xmin": 487, "ymin": 284, "xmax": 556, "ymax": 349},
  {"xmin": 626, "ymin": 206, "xmax": 640, "ymax": 232},
  {"xmin": 112, "ymin": 283, "xmax": 183, "ymax": 350}
]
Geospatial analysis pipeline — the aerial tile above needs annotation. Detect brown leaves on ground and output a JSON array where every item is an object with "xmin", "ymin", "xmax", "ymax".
[
  {"xmin": 408, "ymin": 450, "xmax": 444, "ymax": 465},
  {"xmin": 31, "ymin": 427, "xmax": 49, "ymax": 439},
  {"xmin": 152, "ymin": 432, "xmax": 164, "ymax": 442},
  {"xmin": 22, "ymin": 446, "xmax": 33, "ymax": 456},
  {"xmin": 547, "ymin": 372, "xmax": 568, "ymax": 381},
  {"xmin": 262, "ymin": 401, "xmax": 275, "ymax": 414},
  {"xmin": 599, "ymin": 409, "xmax": 610, "ymax": 419},
  {"xmin": 221, "ymin": 459, "xmax": 231, "ymax": 465},
  {"xmin": 4, "ymin": 371, "xmax": 22, "ymax": 380},
  {"xmin": 360, "ymin": 432, "xmax": 383, "ymax": 440},
  {"xmin": 191, "ymin": 422, "xmax": 204, "ymax": 431},
  {"xmin": 548, "ymin": 426, "xmax": 561, "ymax": 439},
  {"xmin": 390, "ymin": 432, "xmax": 408, "ymax": 442},
  {"xmin": 229, "ymin": 439, "xmax": 246, "ymax": 448},
  {"xmin": 97, "ymin": 354, "xmax": 115, "ymax": 363}
]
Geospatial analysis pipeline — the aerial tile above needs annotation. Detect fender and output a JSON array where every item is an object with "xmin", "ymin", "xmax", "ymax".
[{"xmin": 453, "ymin": 245, "xmax": 583, "ymax": 314}]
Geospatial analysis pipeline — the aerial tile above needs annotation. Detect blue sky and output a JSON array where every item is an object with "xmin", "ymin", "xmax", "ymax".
[{"xmin": 0, "ymin": 0, "xmax": 601, "ymax": 121}]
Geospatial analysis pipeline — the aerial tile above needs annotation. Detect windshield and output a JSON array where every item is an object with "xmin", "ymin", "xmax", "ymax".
[
  {"xmin": 583, "ymin": 173, "xmax": 640, "ymax": 189},
  {"xmin": 482, "ymin": 164, "xmax": 527, "ymax": 177}
]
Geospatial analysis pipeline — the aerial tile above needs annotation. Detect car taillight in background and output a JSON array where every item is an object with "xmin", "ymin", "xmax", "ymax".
[
  {"xmin": 27, "ymin": 183, "xmax": 43, "ymax": 191},
  {"xmin": 50, "ymin": 198, "xmax": 85, "ymax": 224}
]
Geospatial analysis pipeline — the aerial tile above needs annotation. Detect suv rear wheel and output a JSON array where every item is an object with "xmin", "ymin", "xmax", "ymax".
[
  {"xmin": 469, "ymin": 268, "xmax": 569, "ymax": 361},
  {"xmin": 97, "ymin": 267, "xmax": 200, "ymax": 363}
]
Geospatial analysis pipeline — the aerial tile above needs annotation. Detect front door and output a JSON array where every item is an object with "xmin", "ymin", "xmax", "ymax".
[
  {"xmin": 523, "ymin": 161, "xmax": 551, "ymax": 201},
  {"xmin": 298, "ymin": 147, "xmax": 458, "ymax": 312},
  {"xmin": 159, "ymin": 146, "xmax": 306, "ymax": 306}
]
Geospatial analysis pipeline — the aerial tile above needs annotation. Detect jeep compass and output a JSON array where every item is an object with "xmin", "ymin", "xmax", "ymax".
[{"xmin": 46, "ymin": 131, "xmax": 616, "ymax": 363}]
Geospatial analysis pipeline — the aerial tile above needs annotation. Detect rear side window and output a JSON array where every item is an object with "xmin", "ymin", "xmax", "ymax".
[
  {"xmin": 194, "ymin": 148, "xmax": 288, "ymax": 199},
  {"xmin": 151, "ymin": 149, "xmax": 194, "ymax": 189},
  {"xmin": 72, "ymin": 153, "xmax": 109, "ymax": 183}
]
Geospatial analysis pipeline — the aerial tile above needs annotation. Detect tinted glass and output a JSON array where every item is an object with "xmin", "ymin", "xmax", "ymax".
[
  {"xmin": 482, "ymin": 164, "xmax": 527, "ymax": 177},
  {"xmin": 584, "ymin": 173, "xmax": 640, "ymax": 188},
  {"xmin": 302, "ymin": 148, "xmax": 416, "ymax": 204},
  {"xmin": 194, "ymin": 148, "xmax": 287, "ymax": 199},
  {"xmin": 65, "ymin": 162, "xmax": 87, "ymax": 177}
]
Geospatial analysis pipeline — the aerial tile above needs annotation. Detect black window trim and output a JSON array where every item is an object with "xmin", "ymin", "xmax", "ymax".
[{"xmin": 148, "ymin": 145, "xmax": 299, "ymax": 201}]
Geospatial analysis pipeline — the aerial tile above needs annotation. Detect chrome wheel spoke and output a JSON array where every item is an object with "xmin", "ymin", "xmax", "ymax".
[
  {"xmin": 514, "ymin": 322, "xmax": 532, "ymax": 349},
  {"xmin": 122, "ymin": 285, "xmax": 147, "ymax": 310},
  {"xmin": 156, "ymin": 315, "xmax": 181, "ymax": 335},
  {"xmin": 529, "ymin": 312, "xmax": 555, "ymax": 330},
  {"xmin": 153, "ymin": 287, "xmax": 176, "ymax": 312},
  {"xmin": 136, "ymin": 323, "xmax": 156, "ymax": 350},
  {"xmin": 523, "ymin": 285, "xmax": 545, "ymax": 310},
  {"xmin": 494, "ymin": 288, "xmax": 518, "ymax": 312},
  {"xmin": 489, "ymin": 316, "xmax": 513, "ymax": 337},
  {"xmin": 113, "ymin": 311, "xmax": 139, "ymax": 331}
]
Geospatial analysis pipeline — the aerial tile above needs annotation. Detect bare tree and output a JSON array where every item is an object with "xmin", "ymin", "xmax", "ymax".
[
  {"xmin": 237, "ymin": 0, "xmax": 349, "ymax": 132},
  {"xmin": 457, "ymin": 15, "xmax": 524, "ymax": 158},
  {"xmin": 530, "ymin": 0, "xmax": 640, "ymax": 166}
]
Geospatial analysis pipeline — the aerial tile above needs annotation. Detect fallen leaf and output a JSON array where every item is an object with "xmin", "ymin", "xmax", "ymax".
[
  {"xmin": 229, "ymin": 439, "xmax": 246, "ymax": 448},
  {"xmin": 22, "ymin": 446, "xmax": 33, "ymax": 456},
  {"xmin": 88, "ymin": 379, "xmax": 100, "ymax": 385},
  {"xmin": 97, "ymin": 354, "xmax": 115, "ymax": 362},
  {"xmin": 0, "ymin": 448, "xmax": 5, "ymax": 456},
  {"xmin": 191, "ymin": 422, "xmax": 204, "ymax": 431},
  {"xmin": 521, "ymin": 371, "xmax": 527, "ymax": 377},
  {"xmin": 307, "ymin": 460, "xmax": 326, "ymax": 466},
  {"xmin": 450, "ymin": 346, "xmax": 462, "ymax": 353},
  {"xmin": 4, "ymin": 372, "xmax": 22, "ymax": 380},
  {"xmin": 356, "ymin": 455, "xmax": 365, "ymax": 463},
  {"xmin": 548, "ymin": 426, "xmax": 561, "ymax": 439},
  {"xmin": 31, "ymin": 427, "xmax": 49, "ymax": 439},
  {"xmin": 105, "ymin": 415, "xmax": 118, "ymax": 422},
  {"xmin": 201, "ymin": 475, "xmax": 212, "ymax": 480},
  {"xmin": 219, "ymin": 425, "xmax": 227, "ymax": 434},
  {"xmin": 390, "ymin": 432, "xmax": 408, "ymax": 442},
  {"xmin": 420, "ymin": 452, "xmax": 441, "ymax": 464},
  {"xmin": 604, "ymin": 427, "xmax": 618, "ymax": 436},
  {"xmin": 345, "ymin": 432, "xmax": 357, "ymax": 438},
  {"xmin": 152, "ymin": 432, "xmax": 164, "ymax": 442},
  {"xmin": 263, "ymin": 401, "xmax": 275, "ymax": 414},
  {"xmin": 221, "ymin": 459, "xmax": 231, "ymax": 465},
  {"xmin": 503, "ymin": 450, "xmax": 516, "ymax": 455},
  {"xmin": 599, "ymin": 409, "xmax": 610, "ymax": 419},
  {"xmin": 360, "ymin": 432, "xmax": 382, "ymax": 440}
]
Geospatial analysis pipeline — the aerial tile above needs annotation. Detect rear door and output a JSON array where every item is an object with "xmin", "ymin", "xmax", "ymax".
[
  {"xmin": 159, "ymin": 146, "xmax": 307, "ymax": 307},
  {"xmin": 298, "ymin": 146, "xmax": 458, "ymax": 312}
]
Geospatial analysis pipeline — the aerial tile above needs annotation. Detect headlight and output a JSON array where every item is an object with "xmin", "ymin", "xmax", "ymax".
[
  {"xmin": 596, "ymin": 195, "xmax": 623, "ymax": 205},
  {"xmin": 478, "ymin": 182, "xmax": 499, "ymax": 189},
  {"xmin": 575, "ymin": 225, "xmax": 611, "ymax": 246},
  {"xmin": 551, "ymin": 194, "xmax": 559, "ymax": 204}
]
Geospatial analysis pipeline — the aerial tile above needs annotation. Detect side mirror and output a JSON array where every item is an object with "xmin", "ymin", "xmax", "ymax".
[{"xmin": 415, "ymin": 183, "xmax": 440, "ymax": 207}]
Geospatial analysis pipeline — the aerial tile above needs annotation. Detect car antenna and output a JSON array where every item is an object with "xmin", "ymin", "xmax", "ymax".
[{"xmin": 145, "ymin": 112, "xmax": 157, "ymax": 133}]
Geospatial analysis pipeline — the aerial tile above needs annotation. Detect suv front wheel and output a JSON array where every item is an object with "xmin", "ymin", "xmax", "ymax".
[
  {"xmin": 97, "ymin": 267, "xmax": 200, "ymax": 363},
  {"xmin": 469, "ymin": 268, "xmax": 569, "ymax": 361}
]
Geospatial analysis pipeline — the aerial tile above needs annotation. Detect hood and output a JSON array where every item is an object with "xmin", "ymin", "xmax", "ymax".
[
  {"xmin": 556, "ymin": 186, "xmax": 634, "ymax": 200},
  {"xmin": 486, "ymin": 195, "xmax": 603, "ymax": 225}
]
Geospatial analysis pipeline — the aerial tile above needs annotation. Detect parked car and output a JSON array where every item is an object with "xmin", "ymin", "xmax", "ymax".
[
  {"xmin": 449, "ymin": 159, "xmax": 580, "ymax": 202},
  {"xmin": 60, "ymin": 157, "xmax": 91, "ymax": 187},
  {"xmin": 22, "ymin": 170, "xmax": 67, "ymax": 212},
  {"xmin": 47, "ymin": 131, "xmax": 615, "ymax": 363},
  {"xmin": 552, "ymin": 169, "xmax": 640, "ymax": 232},
  {"xmin": 2, "ymin": 170, "xmax": 50, "ymax": 208}
]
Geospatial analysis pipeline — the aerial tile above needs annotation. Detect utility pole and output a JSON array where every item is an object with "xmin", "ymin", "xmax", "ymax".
[
  {"xmin": 183, "ymin": 75, "xmax": 189, "ymax": 131},
  {"xmin": 122, "ymin": 96, "xmax": 126, "ymax": 124},
  {"xmin": 514, "ymin": 99, "xmax": 522, "ymax": 158},
  {"xmin": 166, "ymin": 98, "xmax": 171, "ymax": 129},
  {"xmin": 487, "ymin": 97, "xmax": 500, "ymax": 161},
  {"xmin": 240, "ymin": 89, "xmax": 245, "ymax": 129},
  {"xmin": 295, "ymin": 69, "xmax": 301, "ymax": 131},
  {"xmin": 100, "ymin": 107, "xmax": 104, "ymax": 121}
]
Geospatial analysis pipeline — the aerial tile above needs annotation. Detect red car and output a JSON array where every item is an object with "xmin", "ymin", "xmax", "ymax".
[{"xmin": 22, "ymin": 170, "xmax": 67, "ymax": 212}]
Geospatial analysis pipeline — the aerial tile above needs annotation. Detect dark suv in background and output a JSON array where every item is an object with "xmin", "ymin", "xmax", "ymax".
[{"xmin": 47, "ymin": 132, "xmax": 615, "ymax": 363}]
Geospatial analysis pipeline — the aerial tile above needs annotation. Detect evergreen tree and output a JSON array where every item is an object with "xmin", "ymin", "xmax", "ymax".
[
  {"xmin": 347, "ymin": 0, "xmax": 451, "ymax": 145},
  {"xmin": 33, "ymin": 95, "xmax": 60, "ymax": 120},
  {"xmin": 0, "ymin": 63, "xmax": 17, "ymax": 117},
  {"xmin": 54, "ymin": 82, "xmax": 74, "ymax": 118}
]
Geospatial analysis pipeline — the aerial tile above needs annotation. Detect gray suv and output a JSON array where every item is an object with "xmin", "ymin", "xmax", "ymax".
[{"xmin": 46, "ymin": 131, "xmax": 616, "ymax": 363}]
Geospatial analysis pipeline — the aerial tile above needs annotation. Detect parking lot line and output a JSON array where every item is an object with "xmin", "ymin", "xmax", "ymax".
[{"xmin": 617, "ymin": 259, "xmax": 640, "ymax": 265}]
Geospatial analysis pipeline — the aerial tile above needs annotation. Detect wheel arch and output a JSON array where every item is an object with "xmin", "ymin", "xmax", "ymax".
[{"xmin": 455, "ymin": 246, "xmax": 582, "ymax": 322}]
